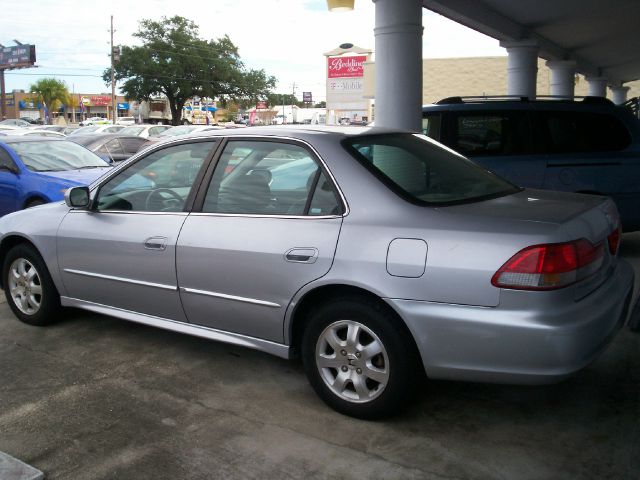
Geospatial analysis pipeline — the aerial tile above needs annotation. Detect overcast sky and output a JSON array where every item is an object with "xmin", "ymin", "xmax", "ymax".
[{"xmin": 0, "ymin": 0, "xmax": 505, "ymax": 102}]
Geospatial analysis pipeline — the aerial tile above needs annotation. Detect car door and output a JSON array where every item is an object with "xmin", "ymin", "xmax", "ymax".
[
  {"xmin": 0, "ymin": 145, "xmax": 20, "ymax": 216},
  {"xmin": 176, "ymin": 138, "xmax": 345, "ymax": 343},
  {"xmin": 57, "ymin": 139, "xmax": 218, "ymax": 320}
]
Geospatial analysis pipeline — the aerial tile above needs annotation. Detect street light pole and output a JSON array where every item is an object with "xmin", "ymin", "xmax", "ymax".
[{"xmin": 110, "ymin": 15, "xmax": 116, "ymax": 123}]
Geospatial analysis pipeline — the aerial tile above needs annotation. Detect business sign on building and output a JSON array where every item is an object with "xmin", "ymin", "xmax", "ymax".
[
  {"xmin": 90, "ymin": 96, "xmax": 111, "ymax": 106},
  {"xmin": 0, "ymin": 45, "xmax": 36, "ymax": 69},
  {"xmin": 327, "ymin": 55, "xmax": 366, "ymax": 78}
]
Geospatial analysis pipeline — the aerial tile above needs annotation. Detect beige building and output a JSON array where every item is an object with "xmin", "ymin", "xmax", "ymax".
[{"xmin": 364, "ymin": 56, "xmax": 640, "ymax": 110}]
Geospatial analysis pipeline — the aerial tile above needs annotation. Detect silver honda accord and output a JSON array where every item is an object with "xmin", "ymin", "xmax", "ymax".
[{"xmin": 0, "ymin": 127, "xmax": 633, "ymax": 419}]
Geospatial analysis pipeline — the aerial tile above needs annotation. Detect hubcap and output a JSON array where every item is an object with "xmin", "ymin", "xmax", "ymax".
[
  {"xmin": 8, "ymin": 258, "xmax": 42, "ymax": 315},
  {"xmin": 315, "ymin": 320, "xmax": 389, "ymax": 403}
]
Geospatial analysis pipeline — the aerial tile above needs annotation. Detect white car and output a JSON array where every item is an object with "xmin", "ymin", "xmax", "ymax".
[
  {"xmin": 79, "ymin": 117, "xmax": 111, "ymax": 127},
  {"xmin": 0, "ymin": 129, "xmax": 65, "ymax": 138},
  {"xmin": 116, "ymin": 117, "xmax": 136, "ymax": 126},
  {"xmin": 68, "ymin": 125, "xmax": 125, "ymax": 136},
  {"xmin": 118, "ymin": 124, "xmax": 172, "ymax": 138}
]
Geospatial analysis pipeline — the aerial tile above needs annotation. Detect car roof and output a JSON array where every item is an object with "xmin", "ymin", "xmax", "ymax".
[
  {"xmin": 0, "ymin": 136, "xmax": 66, "ymax": 144},
  {"xmin": 69, "ymin": 133, "xmax": 146, "ymax": 145},
  {"xmin": 188, "ymin": 125, "xmax": 405, "ymax": 141}
]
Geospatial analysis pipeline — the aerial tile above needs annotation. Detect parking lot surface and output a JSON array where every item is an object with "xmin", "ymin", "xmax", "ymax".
[{"xmin": 1, "ymin": 235, "xmax": 639, "ymax": 480}]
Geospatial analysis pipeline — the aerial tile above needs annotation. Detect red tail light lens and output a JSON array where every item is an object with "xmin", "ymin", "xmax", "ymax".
[
  {"xmin": 492, "ymin": 239, "xmax": 604, "ymax": 290},
  {"xmin": 607, "ymin": 227, "xmax": 621, "ymax": 256}
]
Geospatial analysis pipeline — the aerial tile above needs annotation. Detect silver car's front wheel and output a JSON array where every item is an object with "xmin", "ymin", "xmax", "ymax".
[
  {"xmin": 315, "ymin": 320, "xmax": 389, "ymax": 403},
  {"xmin": 8, "ymin": 257, "xmax": 42, "ymax": 315},
  {"xmin": 3, "ymin": 244, "xmax": 61, "ymax": 326},
  {"xmin": 302, "ymin": 298, "xmax": 421, "ymax": 419}
]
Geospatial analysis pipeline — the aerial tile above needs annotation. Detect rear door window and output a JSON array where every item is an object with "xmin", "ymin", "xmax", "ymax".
[
  {"xmin": 534, "ymin": 111, "xmax": 631, "ymax": 153},
  {"xmin": 422, "ymin": 113, "xmax": 442, "ymax": 141}
]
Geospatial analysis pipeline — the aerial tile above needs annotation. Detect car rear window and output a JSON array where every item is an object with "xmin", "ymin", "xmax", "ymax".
[{"xmin": 344, "ymin": 133, "xmax": 519, "ymax": 205}]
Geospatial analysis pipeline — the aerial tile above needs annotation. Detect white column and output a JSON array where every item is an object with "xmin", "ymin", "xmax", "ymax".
[
  {"xmin": 586, "ymin": 76, "xmax": 607, "ymax": 97},
  {"xmin": 610, "ymin": 85, "xmax": 630, "ymax": 105},
  {"xmin": 545, "ymin": 60, "xmax": 576, "ymax": 99},
  {"xmin": 373, "ymin": 0, "xmax": 423, "ymax": 131},
  {"xmin": 500, "ymin": 40, "xmax": 539, "ymax": 99}
]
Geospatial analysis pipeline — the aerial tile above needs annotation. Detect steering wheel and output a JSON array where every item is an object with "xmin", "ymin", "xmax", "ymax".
[{"xmin": 144, "ymin": 188, "xmax": 184, "ymax": 211}]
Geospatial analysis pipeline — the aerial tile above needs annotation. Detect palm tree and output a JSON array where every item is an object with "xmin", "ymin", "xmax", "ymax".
[{"xmin": 29, "ymin": 78, "xmax": 70, "ymax": 124}]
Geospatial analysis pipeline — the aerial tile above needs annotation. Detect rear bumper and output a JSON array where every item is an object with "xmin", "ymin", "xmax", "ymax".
[{"xmin": 387, "ymin": 260, "xmax": 634, "ymax": 385}]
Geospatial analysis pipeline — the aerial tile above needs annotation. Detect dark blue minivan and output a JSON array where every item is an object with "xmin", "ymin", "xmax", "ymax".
[{"xmin": 422, "ymin": 97, "xmax": 640, "ymax": 231}]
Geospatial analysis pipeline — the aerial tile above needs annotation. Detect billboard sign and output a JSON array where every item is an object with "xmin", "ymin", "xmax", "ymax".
[
  {"xmin": 303, "ymin": 91, "xmax": 312, "ymax": 103},
  {"xmin": 327, "ymin": 55, "xmax": 366, "ymax": 78},
  {"xmin": 0, "ymin": 45, "xmax": 36, "ymax": 69}
]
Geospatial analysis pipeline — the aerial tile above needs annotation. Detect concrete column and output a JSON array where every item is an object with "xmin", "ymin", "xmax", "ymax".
[
  {"xmin": 610, "ymin": 85, "xmax": 630, "ymax": 105},
  {"xmin": 586, "ymin": 76, "xmax": 607, "ymax": 97},
  {"xmin": 500, "ymin": 39, "xmax": 539, "ymax": 99},
  {"xmin": 545, "ymin": 60, "xmax": 576, "ymax": 99},
  {"xmin": 373, "ymin": 0, "xmax": 423, "ymax": 131}
]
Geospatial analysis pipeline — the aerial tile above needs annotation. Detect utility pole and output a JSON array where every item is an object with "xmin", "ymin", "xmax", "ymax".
[
  {"xmin": 110, "ymin": 15, "xmax": 116, "ymax": 123},
  {"xmin": 0, "ymin": 68, "xmax": 5, "ymax": 121},
  {"xmin": 291, "ymin": 82, "xmax": 296, "ymax": 124}
]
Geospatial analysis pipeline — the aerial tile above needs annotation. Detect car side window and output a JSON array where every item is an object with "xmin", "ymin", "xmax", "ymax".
[
  {"xmin": 202, "ymin": 140, "xmax": 342, "ymax": 216},
  {"xmin": 453, "ymin": 112, "xmax": 529, "ymax": 156},
  {"xmin": 97, "ymin": 139, "xmax": 124, "ymax": 156},
  {"xmin": 422, "ymin": 113, "xmax": 442, "ymax": 141},
  {"xmin": 120, "ymin": 137, "xmax": 147, "ymax": 154},
  {"xmin": 534, "ymin": 111, "xmax": 631, "ymax": 154},
  {"xmin": 95, "ymin": 141, "xmax": 216, "ymax": 212},
  {"xmin": 0, "ymin": 147, "xmax": 16, "ymax": 171}
]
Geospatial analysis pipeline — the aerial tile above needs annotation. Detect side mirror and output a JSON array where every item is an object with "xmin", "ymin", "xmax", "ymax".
[{"xmin": 64, "ymin": 186, "xmax": 91, "ymax": 208}]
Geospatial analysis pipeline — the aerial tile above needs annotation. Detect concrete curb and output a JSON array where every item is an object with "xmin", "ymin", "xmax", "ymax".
[{"xmin": 0, "ymin": 452, "xmax": 44, "ymax": 480}]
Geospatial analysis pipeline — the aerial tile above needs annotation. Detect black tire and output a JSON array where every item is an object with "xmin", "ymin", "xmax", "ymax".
[
  {"xmin": 301, "ymin": 298, "xmax": 421, "ymax": 419},
  {"xmin": 3, "ymin": 244, "xmax": 61, "ymax": 326},
  {"xmin": 25, "ymin": 198, "xmax": 45, "ymax": 209}
]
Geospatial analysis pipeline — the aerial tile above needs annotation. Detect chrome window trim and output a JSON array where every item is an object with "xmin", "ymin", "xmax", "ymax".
[
  {"xmin": 60, "ymin": 296, "xmax": 291, "ymax": 359},
  {"xmin": 188, "ymin": 212, "xmax": 341, "ymax": 220},
  {"xmin": 181, "ymin": 287, "xmax": 281, "ymax": 308},
  {"xmin": 67, "ymin": 210, "xmax": 188, "ymax": 216},
  {"xmin": 64, "ymin": 268, "xmax": 177, "ymax": 291}
]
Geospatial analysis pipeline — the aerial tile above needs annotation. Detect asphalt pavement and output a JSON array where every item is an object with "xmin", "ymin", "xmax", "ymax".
[{"xmin": 1, "ymin": 234, "xmax": 639, "ymax": 480}]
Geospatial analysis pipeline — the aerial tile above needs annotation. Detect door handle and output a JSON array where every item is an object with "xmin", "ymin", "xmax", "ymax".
[
  {"xmin": 285, "ymin": 248, "xmax": 318, "ymax": 264},
  {"xmin": 144, "ymin": 236, "xmax": 168, "ymax": 251}
]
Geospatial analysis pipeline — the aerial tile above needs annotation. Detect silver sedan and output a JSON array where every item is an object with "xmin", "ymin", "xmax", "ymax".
[{"xmin": 0, "ymin": 127, "xmax": 634, "ymax": 419}]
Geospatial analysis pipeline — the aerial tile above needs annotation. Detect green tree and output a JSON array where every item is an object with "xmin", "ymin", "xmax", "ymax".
[
  {"xmin": 105, "ymin": 16, "xmax": 276, "ymax": 125},
  {"xmin": 29, "ymin": 78, "xmax": 70, "ymax": 124}
]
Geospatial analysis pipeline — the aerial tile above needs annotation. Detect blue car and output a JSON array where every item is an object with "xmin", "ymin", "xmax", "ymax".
[{"xmin": 0, "ymin": 136, "xmax": 112, "ymax": 215}]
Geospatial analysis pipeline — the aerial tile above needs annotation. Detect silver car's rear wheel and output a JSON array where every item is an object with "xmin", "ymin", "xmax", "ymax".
[
  {"xmin": 315, "ymin": 320, "xmax": 389, "ymax": 403},
  {"xmin": 8, "ymin": 257, "xmax": 42, "ymax": 315},
  {"xmin": 302, "ymin": 298, "xmax": 421, "ymax": 419}
]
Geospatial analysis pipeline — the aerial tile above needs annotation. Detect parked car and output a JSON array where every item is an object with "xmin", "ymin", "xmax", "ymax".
[
  {"xmin": 116, "ymin": 116, "xmax": 136, "ymax": 126},
  {"xmin": 119, "ymin": 124, "xmax": 172, "ymax": 138},
  {"xmin": 0, "ymin": 129, "xmax": 66, "ymax": 138},
  {"xmin": 0, "ymin": 137, "xmax": 111, "ymax": 214},
  {"xmin": 0, "ymin": 127, "xmax": 633, "ymax": 419},
  {"xmin": 79, "ymin": 117, "xmax": 110, "ymax": 126},
  {"xmin": 69, "ymin": 134, "xmax": 150, "ymax": 164},
  {"xmin": 68, "ymin": 125, "xmax": 125, "ymax": 136},
  {"xmin": 152, "ymin": 124, "xmax": 222, "ymax": 139},
  {"xmin": 422, "ymin": 96, "xmax": 640, "ymax": 231},
  {"xmin": 30, "ymin": 125, "xmax": 78, "ymax": 135},
  {"xmin": 0, "ymin": 118, "xmax": 31, "ymax": 127}
]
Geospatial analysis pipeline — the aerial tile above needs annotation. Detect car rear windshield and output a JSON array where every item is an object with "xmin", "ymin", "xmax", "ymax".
[
  {"xmin": 344, "ymin": 133, "xmax": 520, "ymax": 205},
  {"xmin": 9, "ymin": 140, "xmax": 109, "ymax": 171}
]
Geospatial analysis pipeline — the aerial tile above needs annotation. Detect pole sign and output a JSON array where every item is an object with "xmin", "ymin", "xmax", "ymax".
[
  {"xmin": 303, "ymin": 91, "xmax": 312, "ymax": 103},
  {"xmin": 0, "ymin": 45, "xmax": 36, "ymax": 69}
]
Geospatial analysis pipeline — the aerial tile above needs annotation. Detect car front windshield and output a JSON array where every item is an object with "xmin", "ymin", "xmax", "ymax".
[
  {"xmin": 344, "ymin": 133, "xmax": 519, "ymax": 205},
  {"xmin": 9, "ymin": 140, "xmax": 109, "ymax": 172}
]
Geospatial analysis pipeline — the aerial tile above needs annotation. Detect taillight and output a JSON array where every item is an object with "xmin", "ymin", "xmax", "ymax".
[
  {"xmin": 607, "ymin": 227, "xmax": 621, "ymax": 256},
  {"xmin": 492, "ymin": 239, "xmax": 605, "ymax": 290}
]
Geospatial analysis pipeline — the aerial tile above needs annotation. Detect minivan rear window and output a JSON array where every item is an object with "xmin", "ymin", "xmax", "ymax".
[
  {"xmin": 535, "ymin": 111, "xmax": 631, "ymax": 153},
  {"xmin": 344, "ymin": 133, "xmax": 520, "ymax": 206}
]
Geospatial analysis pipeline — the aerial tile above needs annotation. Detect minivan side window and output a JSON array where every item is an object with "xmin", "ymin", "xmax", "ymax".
[
  {"xmin": 452, "ymin": 112, "xmax": 530, "ymax": 156},
  {"xmin": 422, "ymin": 114, "xmax": 442, "ymax": 141},
  {"xmin": 534, "ymin": 111, "xmax": 631, "ymax": 154}
]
